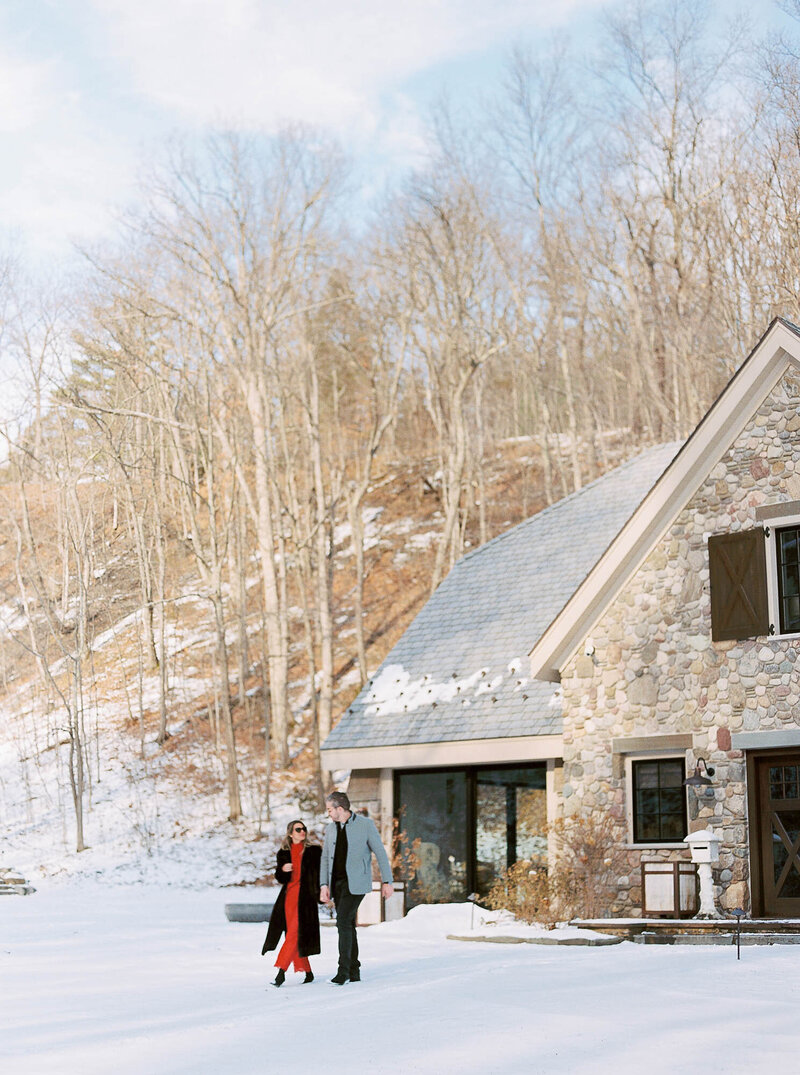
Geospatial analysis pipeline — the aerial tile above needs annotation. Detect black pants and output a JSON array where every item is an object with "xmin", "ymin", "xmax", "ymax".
[{"xmin": 333, "ymin": 878, "xmax": 364, "ymax": 976}]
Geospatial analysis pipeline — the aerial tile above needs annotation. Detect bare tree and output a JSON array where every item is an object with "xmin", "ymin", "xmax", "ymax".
[
  {"xmin": 397, "ymin": 174, "xmax": 509, "ymax": 590},
  {"xmin": 131, "ymin": 130, "xmax": 348, "ymax": 769}
]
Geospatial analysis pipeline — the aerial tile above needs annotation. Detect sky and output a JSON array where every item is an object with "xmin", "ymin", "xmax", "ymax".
[{"xmin": 0, "ymin": 0, "xmax": 790, "ymax": 271}]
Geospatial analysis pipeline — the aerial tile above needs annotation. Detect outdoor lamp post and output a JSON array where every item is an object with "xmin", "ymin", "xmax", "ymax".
[
  {"xmin": 467, "ymin": 892, "xmax": 479, "ymax": 930},
  {"xmin": 684, "ymin": 828, "xmax": 722, "ymax": 919},
  {"xmin": 731, "ymin": 907, "xmax": 745, "ymax": 960}
]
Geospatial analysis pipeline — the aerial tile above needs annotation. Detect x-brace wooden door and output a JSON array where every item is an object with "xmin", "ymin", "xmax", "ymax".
[{"xmin": 757, "ymin": 753, "xmax": 800, "ymax": 917}]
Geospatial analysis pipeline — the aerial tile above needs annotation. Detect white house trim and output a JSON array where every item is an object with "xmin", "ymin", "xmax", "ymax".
[
  {"xmin": 321, "ymin": 733, "xmax": 563, "ymax": 771},
  {"xmin": 731, "ymin": 730, "xmax": 800, "ymax": 750},
  {"xmin": 529, "ymin": 318, "xmax": 800, "ymax": 682},
  {"xmin": 753, "ymin": 503, "xmax": 800, "ymax": 639}
]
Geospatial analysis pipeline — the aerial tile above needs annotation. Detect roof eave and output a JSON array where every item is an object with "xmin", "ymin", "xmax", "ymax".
[{"xmin": 321, "ymin": 732, "xmax": 564, "ymax": 770}]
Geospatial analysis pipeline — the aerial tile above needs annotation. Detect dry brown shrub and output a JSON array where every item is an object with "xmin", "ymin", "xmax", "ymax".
[
  {"xmin": 483, "ymin": 813, "xmax": 627, "ymax": 925},
  {"xmin": 484, "ymin": 860, "xmax": 557, "ymax": 927},
  {"xmin": 548, "ymin": 813, "xmax": 627, "ymax": 920},
  {"xmin": 391, "ymin": 814, "xmax": 424, "ymax": 889}
]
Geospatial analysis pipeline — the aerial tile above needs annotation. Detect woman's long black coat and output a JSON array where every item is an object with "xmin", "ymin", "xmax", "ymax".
[{"xmin": 262, "ymin": 844, "xmax": 322, "ymax": 958}]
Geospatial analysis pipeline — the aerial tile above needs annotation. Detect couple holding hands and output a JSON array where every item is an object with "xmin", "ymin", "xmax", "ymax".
[{"xmin": 262, "ymin": 791, "xmax": 394, "ymax": 987}]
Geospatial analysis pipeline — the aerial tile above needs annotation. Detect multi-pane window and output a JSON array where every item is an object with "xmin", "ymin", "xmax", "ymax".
[
  {"xmin": 769, "ymin": 764, "xmax": 800, "ymax": 801},
  {"xmin": 777, "ymin": 526, "xmax": 800, "ymax": 635},
  {"xmin": 632, "ymin": 758, "xmax": 687, "ymax": 844}
]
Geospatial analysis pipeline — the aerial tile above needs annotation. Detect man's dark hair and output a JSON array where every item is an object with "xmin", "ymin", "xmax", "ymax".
[{"xmin": 326, "ymin": 790, "xmax": 351, "ymax": 811}]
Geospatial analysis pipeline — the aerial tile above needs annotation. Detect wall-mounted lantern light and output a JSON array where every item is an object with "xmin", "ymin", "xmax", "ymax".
[{"xmin": 683, "ymin": 758, "xmax": 715, "ymax": 788}]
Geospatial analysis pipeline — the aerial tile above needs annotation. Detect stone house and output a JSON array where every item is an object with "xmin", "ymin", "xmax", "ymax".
[{"xmin": 322, "ymin": 318, "xmax": 800, "ymax": 917}]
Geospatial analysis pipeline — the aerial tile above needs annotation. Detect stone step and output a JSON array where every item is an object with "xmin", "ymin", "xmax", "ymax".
[
  {"xmin": 447, "ymin": 933, "xmax": 623, "ymax": 946},
  {"xmin": 633, "ymin": 931, "xmax": 800, "ymax": 945},
  {"xmin": 576, "ymin": 917, "xmax": 800, "ymax": 937}
]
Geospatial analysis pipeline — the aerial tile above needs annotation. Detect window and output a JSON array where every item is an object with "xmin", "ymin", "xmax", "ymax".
[
  {"xmin": 395, "ymin": 764, "xmax": 547, "ymax": 906},
  {"xmin": 631, "ymin": 758, "xmax": 687, "ymax": 844},
  {"xmin": 776, "ymin": 525, "xmax": 800, "ymax": 634},
  {"xmin": 707, "ymin": 515, "xmax": 800, "ymax": 640},
  {"xmin": 763, "ymin": 509, "xmax": 800, "ymax": 638},
  {"xmin": 769, "ymin": 763, "xmax": 800, "ymax": 800},
  {"xmin": 395, "ymin": 770, "xmax": 469, "ymax": 905}
]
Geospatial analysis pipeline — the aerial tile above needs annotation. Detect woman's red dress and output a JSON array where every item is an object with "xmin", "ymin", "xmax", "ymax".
[{"xmin": 275, "ymin": 842, "xmax": 311, "ymax": 973}]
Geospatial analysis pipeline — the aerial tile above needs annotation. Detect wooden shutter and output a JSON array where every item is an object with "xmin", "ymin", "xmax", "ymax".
[{"xmin": 708, "ymin": 529, "xmax": 769, "ymax": 641}]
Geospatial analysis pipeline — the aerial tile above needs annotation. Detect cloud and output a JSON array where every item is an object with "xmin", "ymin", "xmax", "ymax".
[
  {"xmin": 0, "ymin": 49, "xmax": 55, "ymax": 134},
  {"xmin": 0, "ymin": 0, "xmax": 607, "ymax": 262},
  {"xmin": 91, "ymin": 0, "xmax": 605, "ymax": 133},
  {"xmin": 0, "ymin": 12, "xmax": 136, "ymax": 262},
  {"xmin": 1, "ymin": 127, "xmax": 134, "ymax": 254}
]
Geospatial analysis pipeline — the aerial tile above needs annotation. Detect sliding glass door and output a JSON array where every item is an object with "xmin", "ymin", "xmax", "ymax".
[
  {"xmin": 395, "ymin": 764, "xmax": 547, "ymax": 906},
  {"xmin": 475, "ymin": 768, "xmax": 548, "ymax": 896},
  {"xmin": 394, "ymin": 770, "xmax": 468, "ymax": 904}
]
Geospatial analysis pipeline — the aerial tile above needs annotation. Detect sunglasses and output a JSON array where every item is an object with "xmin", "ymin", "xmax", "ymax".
[{"xmin": 292, "ymin": 826, "xmax": 307, "ymax": 833}]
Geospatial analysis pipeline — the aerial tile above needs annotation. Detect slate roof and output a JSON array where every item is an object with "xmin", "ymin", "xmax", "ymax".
[{"xmin": 323, "ymin": 443, "xmax": 682, "ymax": 752}]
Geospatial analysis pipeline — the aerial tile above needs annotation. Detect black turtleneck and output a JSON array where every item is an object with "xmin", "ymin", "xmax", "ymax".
[{"xmin": 332, "ymin": 817, "xmax": 349, "ymax": 898}]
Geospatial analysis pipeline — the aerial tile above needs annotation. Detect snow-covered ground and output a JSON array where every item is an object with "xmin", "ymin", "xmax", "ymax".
[{"xmin": 3, "ymin": 884, "xmax": 800, "ymax": 1074}]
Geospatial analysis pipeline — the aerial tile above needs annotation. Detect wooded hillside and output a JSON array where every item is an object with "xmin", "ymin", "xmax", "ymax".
[{"xmin": 4, "ymin": 1, "xmax": 800, "ymax": 869}]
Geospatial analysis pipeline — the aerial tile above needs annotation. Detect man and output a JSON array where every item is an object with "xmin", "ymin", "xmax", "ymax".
[{"xmin": 320, "ymin": 790, "xmax": 394, "ymax": 985}]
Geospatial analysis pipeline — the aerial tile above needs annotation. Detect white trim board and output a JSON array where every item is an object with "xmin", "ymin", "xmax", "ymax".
[
  {"xmin": 758, "ymin": 505, "xmax": 800, "ymax": 639},
  {"xmin": 528, "ymin": 318, "xmax": 800, "ymax": 682},
  {"xmin": 321, "ymin": 733, "xmax": 563, "ymax": 770},
  {"xmin": 731, "ymin": 730, "xmax": 800, "ymax": 750}
]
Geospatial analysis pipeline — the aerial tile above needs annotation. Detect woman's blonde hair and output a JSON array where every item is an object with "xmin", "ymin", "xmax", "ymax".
[{"xmin": 280, "ymin": 819, "xmax": 311, "ymax": 850}]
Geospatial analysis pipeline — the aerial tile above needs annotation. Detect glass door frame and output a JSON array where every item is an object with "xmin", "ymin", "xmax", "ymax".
[{"xmin": 394, "ymin": 761, "xmax": 547, "ymax": 898}]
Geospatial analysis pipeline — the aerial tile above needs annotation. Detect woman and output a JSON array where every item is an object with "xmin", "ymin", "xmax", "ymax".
[{"xmin": 262, "ymin": 819, "xmax": 321, "ymax": 987}]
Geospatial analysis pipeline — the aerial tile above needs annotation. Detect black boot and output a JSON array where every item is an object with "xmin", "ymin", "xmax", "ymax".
[
  {"xmin": 330, "ymin": 971, "xmax": 349, "ymax": 985},
  {"xmin": 349, "ymin": 971, "xmax": 360, "ymax": 982},
  {"xmin": 272, "ymin": 969, "xmax": 286, "ymax": 988},
  {"xmin": 303, "ymin": 971, "xmax": 314, "ymax": 984}
]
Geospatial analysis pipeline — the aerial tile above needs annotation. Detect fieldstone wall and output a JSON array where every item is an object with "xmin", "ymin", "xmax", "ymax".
[{"xmin": 559, "ymin": 367, "xmax": 800, "ymax": 916}]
